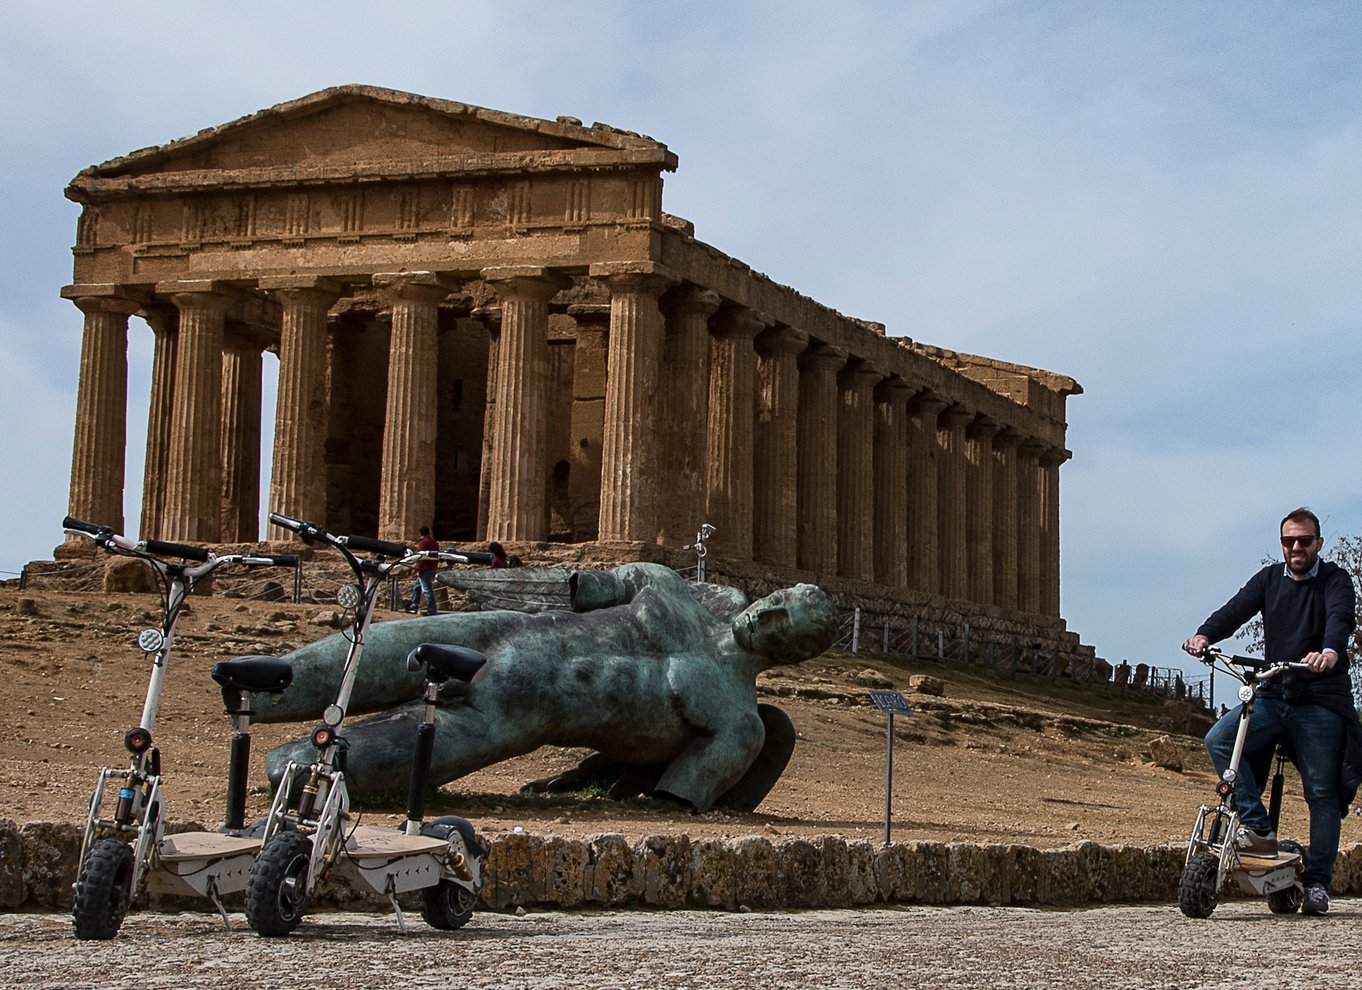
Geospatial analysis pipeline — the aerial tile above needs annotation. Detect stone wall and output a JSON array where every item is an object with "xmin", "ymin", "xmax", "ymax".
[{"xmin": 9, "ymin": 819, "xmax": 1362, "ymax": 914}]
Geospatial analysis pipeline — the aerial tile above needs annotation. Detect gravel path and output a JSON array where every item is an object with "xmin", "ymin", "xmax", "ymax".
[{"xmin": 4, "ymin": 901, "xmax": 1361, "ymax": 989}]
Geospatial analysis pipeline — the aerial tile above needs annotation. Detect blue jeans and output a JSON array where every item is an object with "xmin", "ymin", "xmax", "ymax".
[
  {"xmin": 409, "ymin": 570, "xmax": 437, "ymax": 615},
  {"xmin": 1204, "ymin": 697, "xmax": 1344, "ymax": 887}
]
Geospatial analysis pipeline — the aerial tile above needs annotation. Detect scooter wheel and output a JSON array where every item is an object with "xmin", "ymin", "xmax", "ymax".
[
  {"xmin": 245, "ymin": 830, "xmax": 312, "ymax": 936},
  {"xmin": 72, "ymin": 837, "xmax": 135, "ymax": 940},
  {"xmin": 420, "ymin": 878, "xmax": 478, "ymax": 930},
  {"xmin": 1178, "ymin": 852, "xmax": 1220, "ymax": 919},
  {"xmin": 1267, "ymin": 840, "xmax": 1308, "ymax": 915}
]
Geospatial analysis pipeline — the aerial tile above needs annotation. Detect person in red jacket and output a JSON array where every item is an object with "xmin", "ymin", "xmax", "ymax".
[{"xmin": 407, "ymin": 525, "xmax": 440, "ymax": 616}]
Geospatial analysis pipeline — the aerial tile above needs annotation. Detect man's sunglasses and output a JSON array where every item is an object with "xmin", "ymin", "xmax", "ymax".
[{"xmin": 1281, "ymin": 535, "xmax": 1319, "ymax": 548}]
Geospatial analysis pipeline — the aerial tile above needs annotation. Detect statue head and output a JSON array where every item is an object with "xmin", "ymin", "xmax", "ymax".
[{"xmin": 731, "ymin": 584, "xmax": 837, "ymax": 666}]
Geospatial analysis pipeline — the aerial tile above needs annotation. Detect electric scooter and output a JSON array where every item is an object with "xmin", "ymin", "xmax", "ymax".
[
  {"xmin": 244, "ymin": 512, "xmax": 490, "ymax": 936},
  {"xmin": 1178, "ymin": 646, "xmax": 1310, "ymax": 918},
  {"xmin": 62, "ymin": 516, "xmax": 299, "ymax": 939}
]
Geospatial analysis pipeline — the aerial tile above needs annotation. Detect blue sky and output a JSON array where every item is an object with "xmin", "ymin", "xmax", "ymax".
[{"xmin": 3, "ymin": 1, "xmax": 1360, "ymax": 696}]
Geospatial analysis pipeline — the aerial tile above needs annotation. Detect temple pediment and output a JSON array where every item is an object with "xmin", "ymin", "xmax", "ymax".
[{"xmin": 68, "ymin": 85, "xmax": 675, "ymax": 199}]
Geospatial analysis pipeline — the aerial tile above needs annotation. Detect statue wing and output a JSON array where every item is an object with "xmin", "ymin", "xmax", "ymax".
[{"xmin": 435, "ymin": 566, "xmax": 574, "ymax": 613}]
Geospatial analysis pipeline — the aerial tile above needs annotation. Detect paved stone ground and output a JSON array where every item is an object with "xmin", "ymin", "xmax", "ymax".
[{"xmin": 3, "ymin": 901, "xmax": 1361, "ymax": 989}]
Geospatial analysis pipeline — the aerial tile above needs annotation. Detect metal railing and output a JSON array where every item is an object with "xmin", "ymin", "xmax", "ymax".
[{"xmin": 835, "ymin": 606, "xmax": 1211, "ymax": 708}]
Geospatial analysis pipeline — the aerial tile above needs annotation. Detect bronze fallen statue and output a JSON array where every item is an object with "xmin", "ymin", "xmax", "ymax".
[{"xmin": 255, "ymin": 563, "xmax": 837, "ymax": 813}]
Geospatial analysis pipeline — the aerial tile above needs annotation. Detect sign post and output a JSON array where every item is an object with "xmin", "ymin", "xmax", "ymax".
[{"xmin": 868, "ymin": 689, "xmax": 913, "ymax": 846}]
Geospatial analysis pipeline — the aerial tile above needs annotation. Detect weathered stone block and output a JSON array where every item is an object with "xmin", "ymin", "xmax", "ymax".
[
  {"xmin": 482, "ymin": 831, "xmax": 544, "ymax": 910},
  {"xmin": 1145, "ymin": 734, "xmax": 1184, "ymax": 773},
  {"xmin": 874, "ymin": 841, "xmax": 918, "ymax": 903},
  {"xmin": 0, "ymin": 819, "xmax": 25, "ymax": 909},
  {"xmin": 19, "ymin": 821, "xmax": 81, "ymax": 909},
  {"xmin": 690, "ymin": 838, "xmax": 738, "ymax": 910},
  {"xmin": 542, "ymin": 835, "xmax": 589, "ymax": 907},
  {"xmin": 777, "ymin": 838, "xmax": 824, "ymax": 908},
  {"xmin": 584, "ymin": 833, "xmax": 637, "ymax": 906},
  {"xmin": 844, "ymin": 839, "xmax": 880, "ymax": 905},
  {"xmin": 635, "ymin": 833, "xmax": 690, "ymax": 909},
  {"xmin": 817, "ymin": 836, "xmax": 852, "ymax": 908},
  {"xmin": 730, "ymin": 835, "xmax": 781, "ymax": 909},
  {"xmin": 913, "ymin": 840, "xmax": 951, "ymax": 904},
  {"xmin": 103, "ymin": 556, "xmax": 157, "ymax": 593},
  {"xmin": 1008, "ymin": 843, "xmax": 1041, "ymax": 904}
]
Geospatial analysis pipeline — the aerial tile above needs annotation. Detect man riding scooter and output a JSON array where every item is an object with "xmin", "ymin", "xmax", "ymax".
[{"xmin": 1183, "ymin": 507, "xmax": 1359, "ymax": 916}]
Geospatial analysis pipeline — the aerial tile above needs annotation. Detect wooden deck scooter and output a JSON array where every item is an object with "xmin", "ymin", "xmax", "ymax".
[
  {"xmin": 62, "ymin": 517, "xmax": 298, "ymax": 938},
  {"xmin": 1179, "ymin": 646, "xmax": 1310, "ymax": 918},
  {"xmin": 244, "ymin": 512, "xmax": 490, "ymax": 935}
]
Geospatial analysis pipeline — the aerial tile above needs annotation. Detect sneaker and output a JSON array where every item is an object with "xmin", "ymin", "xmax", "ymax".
[
  {"xmin": 1302, "ymin": 884, "xmax": 1330, "ymax": 916},
  {"xmin": 1234, "ymin": 827, "xmax": 1278, "ymax": 856}
]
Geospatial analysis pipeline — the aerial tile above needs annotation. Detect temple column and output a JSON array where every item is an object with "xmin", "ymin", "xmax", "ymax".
[
  {"xmin": 591, "ymin": 262, "xmax": 674, "ymax": 543},
  {"xmin": 965, "ymin": 415, "xmax": 1001, "ymax": 605},
  {"xmin": 706, "ymin": 307, "xmax": 768, "ymax": 560},
  {"xmin": 991, "ymin": 429, "xmax": 1021, "ymax": 610},
  {"xmin": 219, "ymin": 329, "xmax": 265, "ymax": 542},
  {"xmin": 62, "ymin": 287, "xmax": 143, "ymax": 536},
  {"xmin": 483, "ymin": 266, "xmax": 571, "ymax": 542},
  {"xmin": 261, "ymin": 276, "xmax": 341, "ymax": 539},
  {"xmin": 936, "ymin": 404, "xmax": 973, "ymax": 600},
  {"xmin": 753, "ymin": 325, "xmax": 807, "ymax": 567},
  {"xmin": 1040, "ymin": 446, "xmax": 1070, "ymax": 616},
  {"xmin": 373, "ymin": 272, "xmax": 451, "ymax": 542},
  {"xmin": 472, "ymin": 306, "xmax": 501, "ymax": 540},
  {"xmin": 796, "ymin": 344, "xmax": 847, "ymax": 575},
  {"xmin": 566, "ymin": 304, "xmax": 610, "ymax": 541},
  {"xmin": 160, "ymin": 281, "xmax": 231, "ymax": 542},
  {"xmin": 837, "ymin": 361, "xmax": 882, "ymax": 581},
  {"xmin": 873, "ymin": 378, "xmax": 916, "ymax": 588},
  {"xmin": 906, "ymin": 393, "xmax": 946, "ymax": 594},
  {"xmin": 658, "ymin": 286, "xmax": 719, "ymax": 545},
  {"xmin": 1017, "ymin": 439, "xmax": 1045, "ymax": 614},
  {"xmin": 138, "ymin": 305, "xmax": 177, "ymax": 540}
]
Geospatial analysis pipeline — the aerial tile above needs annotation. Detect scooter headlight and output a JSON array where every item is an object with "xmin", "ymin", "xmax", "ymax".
[
  {"xmin": 124, "ymin": 726, "xmax": 153, "ymax": 755},
  {"xmin": 311, "ymin": 724, "xmax": 336, "ymax": 750}
]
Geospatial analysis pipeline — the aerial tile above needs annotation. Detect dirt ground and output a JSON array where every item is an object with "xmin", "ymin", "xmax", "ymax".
[
  {"xmin": 7, "ymin": 902, "xmax": 1362, "ymax": 990},
  {"xmin": 2, "ymin": 583, "xmax": 1351, "ymax": 853}
]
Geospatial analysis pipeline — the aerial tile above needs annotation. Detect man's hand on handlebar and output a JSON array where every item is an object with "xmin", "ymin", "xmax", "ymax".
[
  {"xmin": 1301, "ymin": 650, "xmax": 1338, "ymax": 674},
  {"xmin": 1182, "ymin": 634, "xmax": 1210, "ymax": 657}
]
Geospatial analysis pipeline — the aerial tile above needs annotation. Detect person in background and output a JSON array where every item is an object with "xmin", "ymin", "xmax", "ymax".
[
  {"xmin": 488, "ymin": 541, "xmax": 509, "ymax": 569},
  {"xmin": 408, "ymin": 525, "xmax": 440, "ymax": 615}
]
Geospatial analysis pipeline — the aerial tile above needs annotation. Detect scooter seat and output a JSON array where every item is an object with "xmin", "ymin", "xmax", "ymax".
[
  {"xmin": 407, "ymin": 643, "xmax": 487, "ymax": 684},
  {"xmin": 211, "ymin": 656, "xmax": 293, "ymax": 694}
]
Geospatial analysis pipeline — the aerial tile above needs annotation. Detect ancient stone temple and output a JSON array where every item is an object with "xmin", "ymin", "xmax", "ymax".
[{"xmin": 62, "ymin": 85, "xmax": 1080, "ymax": 626}]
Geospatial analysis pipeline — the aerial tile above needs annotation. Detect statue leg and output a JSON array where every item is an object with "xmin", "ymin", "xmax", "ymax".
[
  {"xmin": 713, "ymin": 704, "xmax": 797, "ymax": 813},
  {"xmin": 652, "ymin": 711, "xmax": 765, "ymax": 813}
]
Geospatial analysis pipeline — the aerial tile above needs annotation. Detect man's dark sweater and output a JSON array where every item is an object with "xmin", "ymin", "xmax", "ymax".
[
  {"xmin": 1201, "ymin": 559, "xmax": 1361, "ymax": 807},
  {"xmin": 1197, "ymin": 560, "xmax": 1355, "ymax": 703}
]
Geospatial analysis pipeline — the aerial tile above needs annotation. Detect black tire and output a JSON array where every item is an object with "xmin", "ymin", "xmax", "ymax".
[
  {"xmin": 420, "ymin": 878, "xmax": 477, "ymax": 930},
  {"xmin": 1178, "ymin": 852, "xmax": 1220, "ymax": 919},
  {"xmin": 1268, "ymin": 840, "xmax": 1308, "ymax": 915},
  {"xmin": 72, "ymin": 838, "xmax": 134, "ymax": 940},
  {"xmin": 245, "ymin": 830, "xmax": 312, "ymax": 936}
]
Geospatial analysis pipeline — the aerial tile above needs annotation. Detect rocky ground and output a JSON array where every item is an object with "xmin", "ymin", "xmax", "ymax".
[
  {"xmin": 3, "ymin": 578, "xmax": 1327, "ymax": 856},
  {"xmin": 4, "ymin": 902, "xmax": 1362, "ymax": 989}
]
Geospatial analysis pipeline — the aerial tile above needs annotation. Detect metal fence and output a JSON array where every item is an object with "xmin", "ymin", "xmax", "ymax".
[{"xmin": 834, "ymin": 606, "xmax": 1211, "ymax": 709}]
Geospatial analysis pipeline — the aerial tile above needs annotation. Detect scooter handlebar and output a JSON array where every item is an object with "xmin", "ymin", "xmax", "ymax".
[
  {"xmin": 61, "ymin": 515, "xmax": 104, "ymax": 536},
  {"xmin": 236, "ymin": 553, "xmax": 301, "ymax": 568},
  {"xmin": 342, "ymin": 534, "xmax": 411, "ymax": 558},
  {"xmin": 436, "ymin": 549, "xmax": 495, "ymax": 566},
  {"xmin": 143, "ymin": 539, "xmax": 211, "ymax": 563}
]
